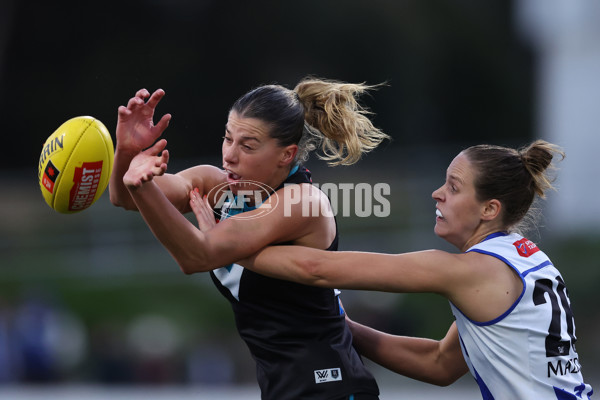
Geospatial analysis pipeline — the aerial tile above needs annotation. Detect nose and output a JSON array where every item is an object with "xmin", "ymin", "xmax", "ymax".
[
  {"xmin": 432, "ymin": 185, "xmax": 443, "ymax": 202},
  {"xmin": 223, "ymin": 142, "xmax": 239, "ymax": 165}
]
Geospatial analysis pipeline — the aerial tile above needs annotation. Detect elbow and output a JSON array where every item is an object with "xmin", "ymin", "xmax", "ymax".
[
  {"xmin": 298, "ymin": 256, "xmax": 329, "ymax": 287},
  {"xmin": 431, "ymin": 375, "xmax": 458, "ymax": 387},
  {"xmin": 179, "ymin": 264, "xmax": 196, "ymax": 275},
  {"xmin": 109, "ymin": 191, "xmax": 138, "ymax": 211},
  {"xmin": 428, "ymin": 368, "xmax": 465, "ymax": 387},
  {"xmin": 178, "ymin": 261, "xmax": 201, "ymax": 275},
  {"xmin": 109, "ymin": 190, "xmax": 121, "ymax": 207},
  {"xmin": 109, "ymin": 191, "xmax": 126, "ymax": 209},
  {"xmin": 177, "ymin": 254, "xmax": 215, "ymax": 275}
]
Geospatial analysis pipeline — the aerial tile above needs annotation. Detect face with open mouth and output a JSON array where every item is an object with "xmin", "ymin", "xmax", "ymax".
[
  {"xmin": 221, "ymin": 111, "xmax": 297, "ymax": 198},
  {"xmin": 431, "ymin": 152, "xmax": 488, "ymax": 250}
]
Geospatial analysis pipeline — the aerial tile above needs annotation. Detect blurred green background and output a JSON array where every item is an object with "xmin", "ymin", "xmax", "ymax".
[{"xmin": 0, "ymin": 0, "xmax": 598, "ymax": 394}]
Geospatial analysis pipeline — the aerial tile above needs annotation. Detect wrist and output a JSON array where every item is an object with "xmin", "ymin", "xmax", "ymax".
[
  {"xmin": 115, "ymin": 147, "xmax": 141, "ymax": 159},
  {"xmin": 124, "ymin": 178, "xmax": 151, "ymax": 193}
]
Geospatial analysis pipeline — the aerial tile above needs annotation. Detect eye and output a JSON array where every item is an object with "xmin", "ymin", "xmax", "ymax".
[
  {"xmin": 444, "ymin": 181, "xmax": 456, "ymax": 193},
  {"xmin": 223, "ymin": 135, "xmax": 232, "ymax": 143}
]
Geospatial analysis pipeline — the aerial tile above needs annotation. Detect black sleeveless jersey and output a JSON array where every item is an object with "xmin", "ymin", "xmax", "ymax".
[{"xmin": 209, "ymin": 167, "xmax": 379, "ymax": 400}]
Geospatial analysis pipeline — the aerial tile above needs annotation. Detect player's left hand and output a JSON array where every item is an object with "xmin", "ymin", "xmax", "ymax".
[{"xmin": 123, "ymin": 139, "xmax": 169, "ymax": 189}]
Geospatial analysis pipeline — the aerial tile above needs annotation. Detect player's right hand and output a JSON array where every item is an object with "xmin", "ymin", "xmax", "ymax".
[{"xmin": 116, "ymin": 88, "xmax": 172, "ymax": 154}]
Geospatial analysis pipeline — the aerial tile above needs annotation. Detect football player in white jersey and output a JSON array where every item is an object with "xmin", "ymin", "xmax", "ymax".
[{"xmin": 226, "ymin": 140, "xmax": 594, "ymax": 399}]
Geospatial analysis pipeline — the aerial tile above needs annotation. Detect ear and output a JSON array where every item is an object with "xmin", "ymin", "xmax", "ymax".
[
  {"xmin": 481, "ymin": 199, "xmax": 502, "ymax": 221},
  {"xmin": 279, "ymin": 144, "xmax": 298, "ymax": 166}
]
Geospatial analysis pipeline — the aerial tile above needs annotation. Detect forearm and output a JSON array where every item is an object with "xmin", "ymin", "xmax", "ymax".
[
  {"xmin": 110, "ymin": 148, "xmax": 140, "ymax": 210},
  {"xmin": 127, "ymin": 180, "xmax": 213, "ymax": 273},
  {"xmin": 348, "ymin": 319, "xmax": 467, "ymax": 386},
  {"xmin": 247, "ymin": 246, "xmax": 461, "ymax": 294}
]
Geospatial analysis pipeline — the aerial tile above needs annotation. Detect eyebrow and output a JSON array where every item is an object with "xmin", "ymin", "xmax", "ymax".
[
  {"xmin": 224, "ymin": 126, "xmax": 262, "ymax": 143},
  {"xmin": 448, "ymin": 174, "xmax": 464, "ymax": 185}
]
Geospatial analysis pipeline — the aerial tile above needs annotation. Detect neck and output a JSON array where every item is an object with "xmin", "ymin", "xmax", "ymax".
[
  {"xmin": 271, "ymin": 165, "xmax": 297, "ymax": 188},
  {"xmin": 460, "ymin": 222, "xmax": 506, "ymax": 252},
  {"xmin": 251, "ymin": 165, "xmax": 296, "ymax": 207}
]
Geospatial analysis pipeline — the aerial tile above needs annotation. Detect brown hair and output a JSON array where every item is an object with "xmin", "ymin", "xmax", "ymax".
[
  {"xmin": 463, "ymin": 140, "xmax": 565, "ymax": 230},
  {"xmin": 231, "ymin": 77, "xmax": 389, "ymax": 166}
]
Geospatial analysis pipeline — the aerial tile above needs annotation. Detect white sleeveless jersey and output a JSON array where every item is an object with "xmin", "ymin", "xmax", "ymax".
[{"xmin": 450, "ymin": 232, "xmax": 593, "ymax": 400}]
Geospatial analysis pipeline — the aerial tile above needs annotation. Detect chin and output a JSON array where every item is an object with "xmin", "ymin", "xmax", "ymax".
[
  {"xmin": 434, "ymin": 227, "xmax": 453, "ymax": 245},
  {"xmin": 226, "ymin": 180, "xmax": 272, "ymax": 206},
  {"xmin": 226, "ymin": 184, "xmax": 239, "ymax": 196}
]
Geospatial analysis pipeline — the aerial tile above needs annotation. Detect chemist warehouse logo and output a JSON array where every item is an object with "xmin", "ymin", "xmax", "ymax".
[
  {"xmin": 69, "ymin": 161, "xmax": 103, "ymax": 211},
  {"xmin": 206, "ymin": 180, "xmax": 391, "ymax": 221}
]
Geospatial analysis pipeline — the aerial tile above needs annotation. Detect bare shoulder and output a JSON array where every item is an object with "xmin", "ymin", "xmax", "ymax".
[
  {"xmin": 451, "ymin": 251, "xmax": 524, "ymax": 321},
  {"xmin": 461, "ymin": 251, "xmax": 516, "ymax": 275},
  {"xmin": 271, "ymin": 183, "xmax": 332, "ymax": 217},
  {"xmin": 409, "ymin": 251, "xmax": 506, "ymax": 297},
  {"xmin": 452, "ymin": 251, "xmax": 517, "ymax": 285},
  {"xmin": 257, "ymin": 183, "xmax": 334, "ymax": 248}
]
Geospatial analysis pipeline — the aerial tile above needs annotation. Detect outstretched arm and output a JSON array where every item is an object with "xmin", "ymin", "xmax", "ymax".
[
  {"xmin": 242, "ymin": 245, "xmax": 523, "ymax": 322},
  {"xmin": 110, "ymin": 89, "xmax": 227, "ymax": 213},
  {"xmin": 120, "ymin": 144, "xmax": 223, "ymax": 272},
  {"xmin": 242, "ymin": 245, "xmax": 467, "ymax": 295},
  {"xmin": 348, "ymin": 319, "xmax": 468, "ymax": 386},
  {"xmin": 110, "ymin": 88, "xmax": 172, "ymax": 210},
  {"xmin": 123, "ymin": 159, "xmax": 335, "ymax": 273}
]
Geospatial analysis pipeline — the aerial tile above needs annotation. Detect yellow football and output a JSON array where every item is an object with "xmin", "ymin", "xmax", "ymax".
[{"xmin": 38, "ymin": 116, "xmax": 114, "ymax": 213}]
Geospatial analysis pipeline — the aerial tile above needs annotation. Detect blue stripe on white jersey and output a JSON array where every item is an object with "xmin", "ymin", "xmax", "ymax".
[{"xmin": 450, "ymin": 232, "xmax": 593, "ymax": 400}]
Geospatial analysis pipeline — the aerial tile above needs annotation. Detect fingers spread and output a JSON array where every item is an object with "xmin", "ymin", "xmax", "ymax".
[
  {"xmin": 127, "ymin": 95, "xmax": 144, "ymax": 110},
  {"xmin": 135, "ymin": 88, "xmax": 150, "ymax": 99},
  {"xmin": 146, "ymin": 89, "xmax": 166, "ymax": 109},
  {"xmin": 161, "ymin": 149, "xmax": 170, "ymax": 165},
  {"xmin": 152, "ymin": 163, "xmax": 167, "ymax": 177},
  {"xmin": 155, "ymin": 113, "xmax": 172, "ymax": 133},
  {"xmin": 189, "ymin": 188, "xmax": 217, "ymax": 231},
  {"xmin": 117, "ymin": 105, "xmax": 132, "ymax": 117},
  {"xmin": 147, "ymin": 139, "xmax": 168, "ymax": 155}
]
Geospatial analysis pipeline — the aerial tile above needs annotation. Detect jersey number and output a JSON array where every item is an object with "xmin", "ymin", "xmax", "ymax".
[{"xmin": 533, "ymin": 276, "xmax": 577, "ymax": 357}]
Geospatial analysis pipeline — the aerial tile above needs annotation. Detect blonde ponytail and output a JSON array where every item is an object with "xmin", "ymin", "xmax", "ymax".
[{"xmin": 295, "ymin": 78, "xmax": 390, "ymax": 166}]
